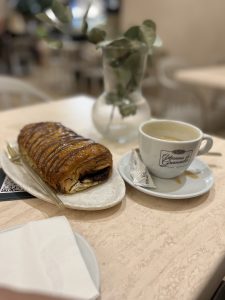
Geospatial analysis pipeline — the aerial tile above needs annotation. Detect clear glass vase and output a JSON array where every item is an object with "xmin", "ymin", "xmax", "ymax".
[{"xmin": 92, "ymin": 43, "xmax": 151, "ymax": 143}]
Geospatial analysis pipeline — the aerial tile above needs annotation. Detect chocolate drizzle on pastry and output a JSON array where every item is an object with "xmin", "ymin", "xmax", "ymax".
[{"xmin": 18, "ymin": 122, "xmax": 113, "ymax": 194}]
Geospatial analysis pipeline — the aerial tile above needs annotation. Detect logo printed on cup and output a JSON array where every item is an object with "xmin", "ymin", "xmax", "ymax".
[{"xmin": 159, "ymin": 149, "xmax": 193, "ymax": 168}]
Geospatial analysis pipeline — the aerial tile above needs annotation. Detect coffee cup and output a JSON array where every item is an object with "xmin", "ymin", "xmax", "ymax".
[{"xmin": 139, "ymin": 119, "xmax": 213, "ymax": 179}]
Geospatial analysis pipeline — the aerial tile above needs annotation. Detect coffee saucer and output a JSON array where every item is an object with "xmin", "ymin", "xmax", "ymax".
[{"xmin": 118, "ymin": 152, "xmax": 214, "ymax": 199}]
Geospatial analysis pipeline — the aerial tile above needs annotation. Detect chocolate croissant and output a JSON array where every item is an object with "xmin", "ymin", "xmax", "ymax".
[{"xmin": 17, "ymin": 122, "xmax": 112, "ymax": 194}]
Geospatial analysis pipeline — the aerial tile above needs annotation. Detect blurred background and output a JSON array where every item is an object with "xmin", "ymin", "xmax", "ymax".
[{"xmin": 1, "ymin": 0, "xmax": 225, "ymax": 135}]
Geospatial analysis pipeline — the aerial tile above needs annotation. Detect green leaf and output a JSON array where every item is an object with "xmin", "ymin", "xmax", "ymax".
[
  {"xmin": 140, "ymin": 19, "xmax": 156, "ymax": 52},
  {"xmin": 119, "ymin": 100, "xmax": 137, "ymax": 117},
  {"xmin": 123, "ymin": 19, "xmax": 156, "ymax": 54},
  {"xmin": 108, "ymin": 37, "xmax": 131, "ymax": 48},
  {"xmin": 105, "ymin": 38, "xmax": 132, "ymax": 66},
  {"xmin": 142, "ymin": 19, "xmax": 156, "ymax": 31},
  {"xmin": 125, "ymin": 51, "xmax": 144, "ymax": 89},
  {"xmin": 105, "ymin": 92, "xmax": 137, "ymax": 117},
  {"xmin": 88, "ymin": 27, "xmax": 106, "ymax": 44},
  {"xmin": 36, "ymin": 9, "xmax": 71, "ymax": 34},
  {"xmin": 124, "ymin": 51, "xmax": 141, "ymax": 72},
  {"xmin": 124, "ymin": 26, "xmax": 142, "ymax": 41},
  {"xmin": 51, "ymin": 0, "xmax": 72, "ymax": 23}
]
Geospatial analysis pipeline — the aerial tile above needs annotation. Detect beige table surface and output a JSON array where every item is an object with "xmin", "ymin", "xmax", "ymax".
[
  {"xmin": 0, "ymin": 96, "xmax": 225, "ymax": 300},
  {"xmin": 175, "ymin": 65, "xmax": 225, "ymax": 90}
]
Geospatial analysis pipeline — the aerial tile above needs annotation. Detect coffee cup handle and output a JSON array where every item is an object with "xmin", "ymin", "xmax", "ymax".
[{"xmin": 197, "ymin": 134, "xmax": 213, "ymax": 156}]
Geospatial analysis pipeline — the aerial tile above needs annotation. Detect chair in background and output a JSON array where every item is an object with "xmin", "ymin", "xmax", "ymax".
[
  {"xmin": 208, "ymin": 89, "xmax": 225, "ymax": 133},
  {"xmin": 141, "ymin": 48, "xmax": 168, "ymax": 117},
  {"xmin": 0, "ymin": 75, "xmax": 51, "ymax": 110},
  {"xmin": 73, "ymin": 43, "xmax": 103, "ymax": 95},
  {"xmin": 156, "ymin": 57, "xmax": 206, "ymax": 129},
  {"xmin": 142, "ymin": 69, "xmax": 160, "ymax": 117},
  {"xmin": 208, "ymin": 59, "xmax": 225, "ymax": 111}
]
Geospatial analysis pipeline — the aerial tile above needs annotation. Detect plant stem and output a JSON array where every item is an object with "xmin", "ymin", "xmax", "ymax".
[{"xmin": 105, "ymin": 104, "xmax": 115, "ymax": 134}]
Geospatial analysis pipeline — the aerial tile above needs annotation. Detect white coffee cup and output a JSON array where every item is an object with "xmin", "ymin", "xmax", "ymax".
[{"xmin": 139, "ymin": 119, "xmax": 213, "ymax": 179}]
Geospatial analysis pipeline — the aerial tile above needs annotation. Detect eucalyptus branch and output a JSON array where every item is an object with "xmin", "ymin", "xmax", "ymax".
[{"xmin": 32, "ymin": 0, "xmax": 157, "ymax": 117}]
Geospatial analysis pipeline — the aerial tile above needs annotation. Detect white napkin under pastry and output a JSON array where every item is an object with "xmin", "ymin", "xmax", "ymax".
[{"xmin": 0, "ymin": 216, "xmax": 99, "ymax": 300}]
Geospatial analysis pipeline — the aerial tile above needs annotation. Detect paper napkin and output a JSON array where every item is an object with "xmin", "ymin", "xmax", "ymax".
[
  {"xmin": 130, "ymin": 149, "xmax": 156, "ymax": 188},
  {"xmin": 0, "ymin": 216, "xmax": 99, "ymax": 300}
]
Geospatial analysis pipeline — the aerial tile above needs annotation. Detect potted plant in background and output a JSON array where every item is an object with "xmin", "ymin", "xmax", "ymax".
[{"xmin": 25, "ymin": 0, "xmax": 157, "ymax": 143}]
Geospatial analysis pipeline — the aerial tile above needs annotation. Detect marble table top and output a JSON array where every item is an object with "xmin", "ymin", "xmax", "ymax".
[{"xmin": 0, "ymin": 95, "xmax": 224, "ymax": 300}]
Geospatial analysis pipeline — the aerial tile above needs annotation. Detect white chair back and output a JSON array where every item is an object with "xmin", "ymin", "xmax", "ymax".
[
  {"xmin": 0, "ymin": 76, "xmax": 51, "ymax": 110},
  {"xmin": 157, "ymin": 57, "xmax": 189, "ymax": 89},
  {"xmin": 156, "ymin": 57, "xmax": 204, "ymax": 128}
]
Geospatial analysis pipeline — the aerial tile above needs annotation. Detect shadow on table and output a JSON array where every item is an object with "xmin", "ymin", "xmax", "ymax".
[
  {"xmin": 26, "ymin": 196, "xmax": 126, "ymax": 222},
  {"xmin": 208, "ymin": 164, "xmax": 223, "ymax": 170},
  {"xmin": 127, "ymin": 184, "xmax": 215, "ymax": 212}
]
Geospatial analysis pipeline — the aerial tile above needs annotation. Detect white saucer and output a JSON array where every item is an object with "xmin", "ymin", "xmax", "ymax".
[{"xmin": 118, "ymin": 152, "xmax": 214, "ymax": 199}]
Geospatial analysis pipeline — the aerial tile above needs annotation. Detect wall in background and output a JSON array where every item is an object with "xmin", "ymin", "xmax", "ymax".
[
  {"xmin": 0, "ymin": 0, "xmax": 7, "ymax": 32},
  {"xmin": 121, "ymin": 0, "xmax": 225, "ymax": 64},
  {"xmin": 0, "ymin": 0, "xmax": 7, "ymax": 19}
]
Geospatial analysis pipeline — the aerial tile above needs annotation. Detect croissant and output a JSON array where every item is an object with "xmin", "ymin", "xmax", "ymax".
[{"xmin": 17, "ymin": 122, "xmax": 112, "ymax": 194}]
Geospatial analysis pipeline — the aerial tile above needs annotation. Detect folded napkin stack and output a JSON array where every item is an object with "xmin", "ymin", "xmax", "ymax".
[{"xmin": 0, "ymin": 216, "xmax": 99, "ymax": 300}]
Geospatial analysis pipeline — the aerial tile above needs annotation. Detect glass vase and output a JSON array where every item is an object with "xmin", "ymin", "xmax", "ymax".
[{"xmin": 92, "ymin": 43, "xmax": 151, "ymax": 143}]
